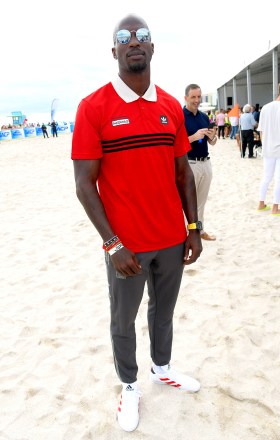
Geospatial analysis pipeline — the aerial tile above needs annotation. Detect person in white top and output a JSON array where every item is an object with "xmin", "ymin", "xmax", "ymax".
[
  {"xmin": 229, "ymin": 115, "xmax": 239, "ymax": 139},
  {"xmin": 257, "ymin": 90, "xmax": 280, "ymax": 215}
]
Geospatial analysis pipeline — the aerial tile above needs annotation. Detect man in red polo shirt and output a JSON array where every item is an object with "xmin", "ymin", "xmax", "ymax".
[{"xmin": 72, "ymin": 14, "xmax": 202, "ymax": 432}]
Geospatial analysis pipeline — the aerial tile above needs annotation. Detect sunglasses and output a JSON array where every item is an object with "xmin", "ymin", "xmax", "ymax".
[{"xmin": 115, "ymin": 28, "xmax": 151, "ymax": 45}]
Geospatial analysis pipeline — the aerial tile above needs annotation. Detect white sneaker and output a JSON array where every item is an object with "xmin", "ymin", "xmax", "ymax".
[
  {"xmin": 117, "ymin": 383, "xmax": 142, "ymax": 432},
  {"xmin": 150, "ymin": 365, "xmax": 200, "ymax": 392}
]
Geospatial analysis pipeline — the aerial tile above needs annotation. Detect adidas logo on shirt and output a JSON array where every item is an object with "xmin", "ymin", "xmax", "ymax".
[
  {"xmin": 160, "ymin": 115, "xmax": 168, "ymax": 124},
  {"xmin": 125, "ymin": 384, "xmax": 134, "ymax": 391}
]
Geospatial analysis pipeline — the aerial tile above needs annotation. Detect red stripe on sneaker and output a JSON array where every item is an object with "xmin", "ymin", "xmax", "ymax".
[
  {"xmin": 118, "ymin": 396, "xmax": 122, "ymax": 412},
  {"xmin": 160, "ymin": 377, "xmax": 181, "ymax": 387}
]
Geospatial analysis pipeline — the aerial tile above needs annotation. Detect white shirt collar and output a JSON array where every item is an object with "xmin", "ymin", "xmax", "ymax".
[{"xmin": 111, "ymin": 76, "xmax": 157, "ymax": 103}]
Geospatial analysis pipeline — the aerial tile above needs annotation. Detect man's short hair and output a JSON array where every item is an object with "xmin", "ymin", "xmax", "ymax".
[{"xmin": 185, "ymin": 84, "xmax": 201, "ymax": 96}]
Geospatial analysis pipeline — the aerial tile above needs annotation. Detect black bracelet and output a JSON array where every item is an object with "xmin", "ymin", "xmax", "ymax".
[{"xmin": 103, "ymin": 235, "xmax": 119, "ymax": 249}]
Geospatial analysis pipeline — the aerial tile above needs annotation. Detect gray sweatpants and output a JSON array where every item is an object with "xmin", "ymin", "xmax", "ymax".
[{"xmin": 105, "ymin": 242, "xmax": 185, "ymax": 383}]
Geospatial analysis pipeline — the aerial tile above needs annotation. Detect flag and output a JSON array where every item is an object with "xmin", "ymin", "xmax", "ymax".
[{"xmin": 51, "ymin": 98, "xmax": 59, "ymax": 122}]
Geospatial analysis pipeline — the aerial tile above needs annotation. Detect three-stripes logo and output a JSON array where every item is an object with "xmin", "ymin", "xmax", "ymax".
[
  {"xmin": 118, "ymin": 385, "xmax": 137, "ymax": 413},
  {"xmin": 159, "ymin": 377, "xmax": 181, "ymax": 388}
]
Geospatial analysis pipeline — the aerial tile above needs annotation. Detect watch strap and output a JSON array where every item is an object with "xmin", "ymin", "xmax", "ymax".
[
  {"xmin": 187, "ymin": 221, "xmax": 203, "ymax": 231},
  {"xmin": 187, "ymin": 223, "xmax": 197, "ymax": 230}
]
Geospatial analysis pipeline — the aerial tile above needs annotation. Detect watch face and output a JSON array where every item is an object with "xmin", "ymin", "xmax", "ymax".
[{"xmin": 197, "ymin": 221, "xmax": 203, "ymax": 230}]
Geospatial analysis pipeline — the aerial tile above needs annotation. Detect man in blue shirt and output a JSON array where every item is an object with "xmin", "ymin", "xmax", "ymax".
[
  {"xmin": 252, "ymin": 105, "xmax": 260, "ymax": 123},
  {"xmin": 183, "ymin": 84, "xmax": 217, "ymax": 240},
  {"xmin": 240, "ymin": 104, "xmax": 258, "ymax": 158}
]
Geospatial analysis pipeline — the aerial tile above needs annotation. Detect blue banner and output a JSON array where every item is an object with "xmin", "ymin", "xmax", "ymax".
[
  {"xmin": 0, "ymin": 130, "xmax": 12, "ymax": 140},
  {"xmin": 36, "ymin": 127, "xmax": 43, "ymax": 136},
  {"xmin": 24, "ymin": 127, "xmax": 37, "ymax": 138},
  {"xmin": 1, "ymin": 124, "xmax": 73, "ymax": 140},
  {"xmin": 57, "ymin": 122, "xmax": 70, "ymax": 133},
  {"xmin": 11, "ymin": 129, "xmax": 24, "ymax": 139}
]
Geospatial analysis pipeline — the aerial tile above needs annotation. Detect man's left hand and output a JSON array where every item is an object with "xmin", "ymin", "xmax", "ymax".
[
  {"xmin": 206, "ymin": 128, "xmax": 216, "ymax": 138},
  {"xmin": 184, "ymin": 232, "xmax": 203, "ymax": 265}
]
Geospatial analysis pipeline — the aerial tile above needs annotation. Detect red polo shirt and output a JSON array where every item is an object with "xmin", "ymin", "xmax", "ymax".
[{"xmin": 72, "ymin": 78, "xmax": 191, "ymax": 252}]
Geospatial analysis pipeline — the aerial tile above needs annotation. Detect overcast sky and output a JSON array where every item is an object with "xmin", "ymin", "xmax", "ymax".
[{"xmin": 1, "ymin": 0, "xmax": 279, "ymax": 123}]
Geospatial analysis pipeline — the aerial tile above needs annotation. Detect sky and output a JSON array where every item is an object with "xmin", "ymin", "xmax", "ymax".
[{"xmin": 1, "ymin": 0, "xmax": 279, "ymax": 125}]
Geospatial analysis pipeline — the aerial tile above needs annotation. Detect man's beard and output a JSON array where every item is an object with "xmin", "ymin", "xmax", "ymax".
[{"xmin": 129, "ymin": 61, "xmax": 147, "ymax": 72}]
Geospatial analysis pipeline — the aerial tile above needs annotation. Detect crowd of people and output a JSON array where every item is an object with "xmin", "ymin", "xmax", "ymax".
[
  {"xmin": 1, "ymin": 121, "xmax": 59, "ymax": 137},
  {"xmin": 1, "ymin": 121, "xmax": 58, "ymax": 129},
  {"xmin": 204, "ymin": 101, "xmax": 280, "ymax": 215},
  {"xmin": 205, "ymin": 104, "xmax": 262, "ymax": 154}
]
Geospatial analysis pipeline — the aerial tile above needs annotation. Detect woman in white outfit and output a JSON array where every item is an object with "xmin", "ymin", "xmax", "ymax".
[{"xmin": 257, "ymin": 91, "xmax": 280, "ymax": 216}]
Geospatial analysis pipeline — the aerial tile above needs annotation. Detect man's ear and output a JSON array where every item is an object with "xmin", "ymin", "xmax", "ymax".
[
  {"xmin": 151, "ymin": 43, "xmax": 154, "ymax": 54},
  {"xmin": 112, "ymin": 48, "xmax": 117, "ymax": 59}
]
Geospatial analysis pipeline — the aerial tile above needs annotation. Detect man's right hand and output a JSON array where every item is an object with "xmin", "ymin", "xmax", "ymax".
[
  {"xmin": 111, "ymin": 247, "xmax": 142, "ymax": 277},
  {"xmin": 196, "ymin": 128, "xmax": 208, "ymax": 141}
]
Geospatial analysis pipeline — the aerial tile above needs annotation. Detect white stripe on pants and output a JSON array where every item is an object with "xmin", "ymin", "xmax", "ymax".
[
  {"xmin": 259, "ymin": 156, "xmax": 280, "ymax": 204},
  {"xmin": 105, "ymin": 243, "xmax": 185, "ymax": 383}
]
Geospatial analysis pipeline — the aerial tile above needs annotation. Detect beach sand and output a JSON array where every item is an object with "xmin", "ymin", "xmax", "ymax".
[{"xmin": 1, "ymin": 134, "xmax": 279, "ymax": 440}]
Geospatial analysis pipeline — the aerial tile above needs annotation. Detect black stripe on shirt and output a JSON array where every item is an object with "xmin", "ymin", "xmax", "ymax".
[{"xmin": 102, "ymin": 132, "xmax": 175, "ymax": 153}]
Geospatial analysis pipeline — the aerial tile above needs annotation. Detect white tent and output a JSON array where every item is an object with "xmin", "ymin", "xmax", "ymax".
[{"xmin": 198, "ymin": 103, "xmax": 216, "ymax": 112}]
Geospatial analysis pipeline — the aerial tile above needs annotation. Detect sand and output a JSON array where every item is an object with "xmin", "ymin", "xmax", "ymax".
[{"xmin": 0, "ymin": 134, "xmax": 279, "ymax": 440}]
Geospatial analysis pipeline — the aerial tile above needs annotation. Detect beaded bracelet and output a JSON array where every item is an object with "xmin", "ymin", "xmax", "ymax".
[
  {"xmin": 103, "ymin": 235, "xmax": 119, "ymax": 251},
  {"xmin": 102, "ymin": 235, "xmax": 124, "ymax": 255},
  {"xmin": 105, "ymin": 239, "xmax": 121, "ymax": 252}
]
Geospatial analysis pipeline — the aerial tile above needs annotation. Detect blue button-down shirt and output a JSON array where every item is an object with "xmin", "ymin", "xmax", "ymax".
[
  {"xmin": 240, "ymin": 113, "xmax": 257, "ymax": 130},
  {"xmin": 183, "ymin": 107, "xmax": 210, "ymax": 158}
]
